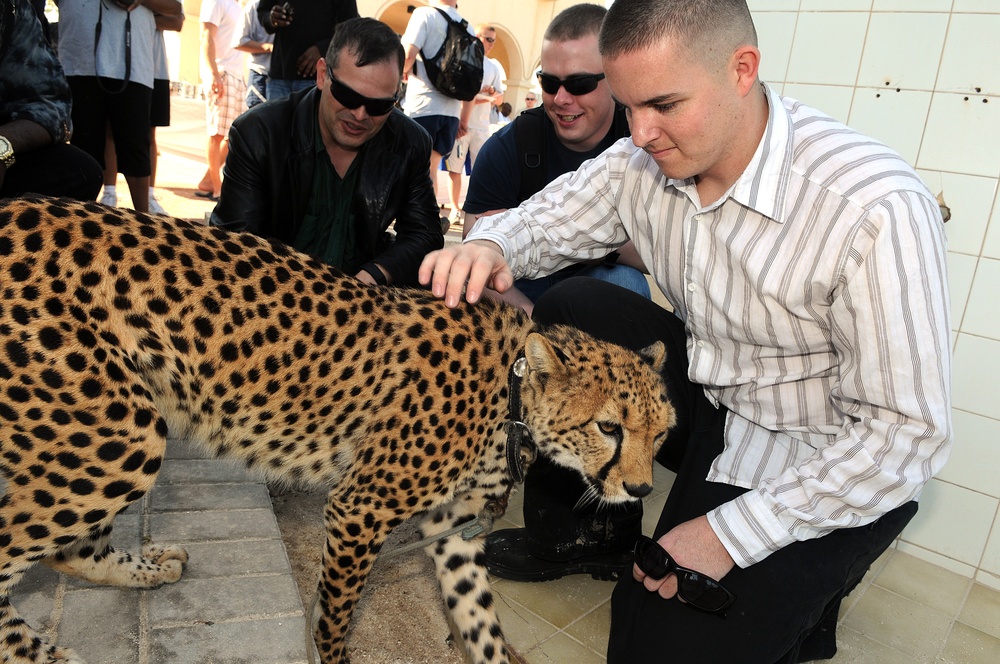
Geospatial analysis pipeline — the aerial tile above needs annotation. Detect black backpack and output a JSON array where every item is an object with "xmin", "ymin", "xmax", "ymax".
[{"xmin": 419, "ymin": 8, "xmax": 484, "ymax": 102}]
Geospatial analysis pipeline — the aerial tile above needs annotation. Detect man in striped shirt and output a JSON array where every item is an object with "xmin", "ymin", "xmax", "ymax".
[{"xmin": 419, "ymin": 0, "xmax": 952, "ymax": 661}]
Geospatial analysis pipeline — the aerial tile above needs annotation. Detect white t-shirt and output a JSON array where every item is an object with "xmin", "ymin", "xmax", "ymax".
[
  {"xmin": 200, "ymin": 0, "xmax": 246, "ymax": 78},
  {"xmin": 401, "ymin": 4, "xmax": 476, "ymax": 119},
  {"xmin": 469, "ymin": 57, "xmax": 506, "ymax": 132},
  {"xmin": 57, "ymin": 0, "xmax": 157, "ymax": 88}
]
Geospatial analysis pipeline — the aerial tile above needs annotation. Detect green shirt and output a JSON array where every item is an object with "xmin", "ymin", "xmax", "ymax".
[{"xmin": 292, "ymin": 120, "xmax": 362, "ymax": 271}]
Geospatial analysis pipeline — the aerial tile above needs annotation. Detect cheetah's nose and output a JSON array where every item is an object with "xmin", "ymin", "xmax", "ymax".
[{"xmin": 624, "ymin": 481, "xmax": 653, "ymax": 499}]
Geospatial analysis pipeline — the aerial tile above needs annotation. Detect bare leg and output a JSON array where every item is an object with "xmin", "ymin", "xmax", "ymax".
[
  {"xmin": 447, "ymin": 171, "xmax": 463, "ymax": 214},
  {"xmin": 103, "ymin": 122, "xmax": 117, "ymax": 187},
  {"xmin": 429, "ymin": 150, "xmax": 443, "ymax": 201},
  {"xmin": 124, "ymin": 174, "xmax": 150, "ymax": 212},
  {"xmin": 206, "ymin": 134, "xmax": 224, "ymax": 197},
  {"xmin": 150, "ymin": 127, "xmax": 158, "ymax": 188}
]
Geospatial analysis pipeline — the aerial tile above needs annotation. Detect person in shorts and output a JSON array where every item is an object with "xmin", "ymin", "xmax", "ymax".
[
  {"xmin": 442, "ymin": 23, "xmax": 505, "ymax": 227},
  {"xmin": 198, "ymin": 0, "xmax": 246, "ymax": 200},
  {"xmin": 400, "ymin": 0, "xmax": 476, "ymax": 204},
  {"xmin": 100, "ymin": 13, "xmax": 184, "ymax": 215},
  {"xmin": 57, "ymin": 0, "xmax": 183, "ymax": 213}
]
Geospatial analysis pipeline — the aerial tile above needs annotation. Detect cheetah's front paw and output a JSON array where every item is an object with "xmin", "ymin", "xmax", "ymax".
[{"xmin": 141, "ymin": 542, "xmax": 188, "ymax": 584}]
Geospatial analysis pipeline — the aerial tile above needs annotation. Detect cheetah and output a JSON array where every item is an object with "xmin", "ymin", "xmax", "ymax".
[{"xmin": 0, "ymin": 197, "xmax": 675, "ymax": 664}]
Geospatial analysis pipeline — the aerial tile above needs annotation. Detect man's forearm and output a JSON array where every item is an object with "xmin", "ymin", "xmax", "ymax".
[
  {"xmin": 402, "ymin": 44, "xmax": 419, "ymax": 77},
  {"xmin": 201, "ymin": 25, "xmax": 219, "ymax": 76},
  {"xmin": 154, "ymin": 12, "xmax": 184, "ymax": 31},
  {"xmin": 141, "ymin": 0, "xmax": 182, "ymax": 17},
  {"xmin": 0, "ymin": 119, "xmax": 54, "ymax": 155}
]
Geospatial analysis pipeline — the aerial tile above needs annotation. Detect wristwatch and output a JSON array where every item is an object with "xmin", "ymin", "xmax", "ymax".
[{"xmin": 0, "ymin": 136, "xmax": 14, "ymax": 168}]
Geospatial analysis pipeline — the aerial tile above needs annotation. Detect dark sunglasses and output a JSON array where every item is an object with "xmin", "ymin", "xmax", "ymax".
[
  {"xmin": 536, "ymin": 71, "xmax": 606, "ymax": 96},
  {"xmin": 327, "ymin": 66, "xmax": 398, "ymax": 116},
  {"xmin": 634, "ymin": 536, "xmax": 736, "ymax": 614}
]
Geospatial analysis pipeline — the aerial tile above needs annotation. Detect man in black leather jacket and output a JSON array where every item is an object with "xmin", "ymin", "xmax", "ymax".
[{"xmin": 210, "ymin": 17, "xmax": 442, "ymax": 287}]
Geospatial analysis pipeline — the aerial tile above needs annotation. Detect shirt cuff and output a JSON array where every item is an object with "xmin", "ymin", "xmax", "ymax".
[{"xmin": 707, "ymin": 490, "xmax": 797, "ymax": 568}]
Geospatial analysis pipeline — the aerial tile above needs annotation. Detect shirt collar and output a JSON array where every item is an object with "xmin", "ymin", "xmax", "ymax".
[{"xmin": 664, "ymin": 82, "xmax": 794, "ymax": 223}]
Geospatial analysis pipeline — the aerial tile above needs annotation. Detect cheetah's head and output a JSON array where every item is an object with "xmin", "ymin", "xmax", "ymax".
[{"xmin": 516, "ymin": 325, "xmax": 676, "ymax": 505}]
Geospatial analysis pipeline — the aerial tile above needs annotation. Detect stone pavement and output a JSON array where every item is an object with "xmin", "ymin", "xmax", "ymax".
[{"xmin": 10, "ymin": 438, "xmax": 311, "ymax": 664}]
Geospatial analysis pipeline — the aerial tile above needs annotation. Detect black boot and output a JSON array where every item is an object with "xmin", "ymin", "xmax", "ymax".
[{"xmin": 485, "ymin": 455, "xmax": 641, "ymax": 582}]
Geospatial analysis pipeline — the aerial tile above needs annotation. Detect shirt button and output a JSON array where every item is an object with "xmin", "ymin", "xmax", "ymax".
[
  {"xmin": 697, "ymin": 340, "xmax": 705, "ymax": 348},
  {"xmin": 687, "ymin": 283, "xmax": 697, "ymax": 292}
]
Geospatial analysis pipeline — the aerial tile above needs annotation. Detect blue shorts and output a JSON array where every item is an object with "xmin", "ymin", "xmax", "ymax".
[{"xmin": 412, "ymin": 115, "xmax": 460, "ymax": 158}]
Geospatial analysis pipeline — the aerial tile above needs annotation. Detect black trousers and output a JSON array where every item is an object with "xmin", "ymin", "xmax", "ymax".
[
  {"xmin": 0, "ymin": 143, "xmax": 102, "ymax": 201},
  {"xmin": 531, "ymin": 278, "xmax": 917, "ymax": 664},
  {"xmin": 67, "ymin": 76, "xmax": 152, "ymax": 177}
]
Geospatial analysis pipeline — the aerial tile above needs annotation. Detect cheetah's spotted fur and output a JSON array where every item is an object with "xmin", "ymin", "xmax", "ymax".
[{"xmin": 0, "ymin": 197, "xmax": 675, "ymax": 663}]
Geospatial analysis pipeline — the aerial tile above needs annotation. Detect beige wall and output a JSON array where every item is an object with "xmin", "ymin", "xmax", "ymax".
[{"xmin": 176, "ymin": 1, "xmax": 205, "ymax": 85}]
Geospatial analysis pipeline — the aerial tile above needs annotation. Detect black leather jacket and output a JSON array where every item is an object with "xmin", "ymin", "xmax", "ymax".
[{"xmin": 210, "ymin": 87, "xmax": 443, "ymax": 286}]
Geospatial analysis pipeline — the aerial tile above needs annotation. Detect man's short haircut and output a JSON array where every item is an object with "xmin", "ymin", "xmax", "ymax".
[
  {"xmin": 600, "ymin": 0, "xmax": 757, "ymax": 67},
  {"xmin": 544, "ymin": 3, "xmax": 607, "ymax": 42},
  {"xmin": 326, "ymin": 17, "xmax": 405, "ymax": 76}
]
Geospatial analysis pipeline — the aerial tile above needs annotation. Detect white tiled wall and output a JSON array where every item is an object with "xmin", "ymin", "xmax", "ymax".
[{"xmin": 749, "ymin": 0, "xmax": 1000, "ymax": 591}]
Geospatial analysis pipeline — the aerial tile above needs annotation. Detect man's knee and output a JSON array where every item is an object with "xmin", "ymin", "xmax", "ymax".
[{"xmin": 532, "ymin": 277, "xmax": 605, "ymax": 326}]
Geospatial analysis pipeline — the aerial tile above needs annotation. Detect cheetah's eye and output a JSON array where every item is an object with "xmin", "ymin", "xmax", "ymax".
[{"xmin": 597, "ymin": 421, "xmax": 623, "ymax": 442}]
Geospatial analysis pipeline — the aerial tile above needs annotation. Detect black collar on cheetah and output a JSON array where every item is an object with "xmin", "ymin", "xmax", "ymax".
[{"xmin": 505, "ymin": 353, "xmax": 534, "ymax": 484}]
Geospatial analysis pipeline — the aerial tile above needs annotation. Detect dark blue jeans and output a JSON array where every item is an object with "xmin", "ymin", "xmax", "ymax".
[{"xmin": 246, "ymin": 70, "xmax": 268, "ymax": 108}]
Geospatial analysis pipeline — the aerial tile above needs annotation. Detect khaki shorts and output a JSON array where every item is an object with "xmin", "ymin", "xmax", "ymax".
[
  {"xmin": 206, "ymin": 71, "xmax": 247, "ymax": 137},
  {"xmin": 444, "ymin": 128, "xmax": 490, "ymax": 174}
]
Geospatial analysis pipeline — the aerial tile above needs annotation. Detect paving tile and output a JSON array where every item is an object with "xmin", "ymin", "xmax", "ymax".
[
  {"xmin": 59, "ymin": 588, "xmax": 141, "ymax": 664},
  {"xmin": 179, "ymin": 539, "xmax": 292, "ymax": 579},
  {"xmin": 149, "ymin": 507, "xmax": 281, "ymax": 543},
  {"xmin": 148, "ymin": 574, "xmax": 302, "ymax": 627},
  {"xmin": 149, "ymin": 616, "xmax": 310, "ymax": 664},
  {"xmin": 149, "ymin": 482, "xmax": 273, "ymax": 512},
  {"xmin": 156, "ymin": 458, "xmax": 257, "ymax": 484}
]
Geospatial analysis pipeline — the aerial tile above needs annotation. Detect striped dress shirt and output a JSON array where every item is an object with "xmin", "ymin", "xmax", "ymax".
[{"xmin": 469, "ymin": 83, "xmax": 952, "ymax": 567}]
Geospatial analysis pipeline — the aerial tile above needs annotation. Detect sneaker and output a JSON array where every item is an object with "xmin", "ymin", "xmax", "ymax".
[
  {"xmin": 449, "ymin": 208, "xmax": 464, "ymax": 224},
  {"xmin": 99, "ymin": 189, "xmax": 116, "ymax": 207},
  {"xmin": 484, "ymin": 528, "xmax": 633, "ymax": 582},
  {"xmin": 148, "ymin": 194, "xmax": 167, "ymax": 216}
]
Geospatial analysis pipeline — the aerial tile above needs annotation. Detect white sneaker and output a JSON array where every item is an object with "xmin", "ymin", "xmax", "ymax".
[
  {"xmin": 148, "ymin": 194, "xmax": 167, "ymax": 216},
  {"xmin": 100, "ymin": 189, "xmax": 116, "ymax": 207},
  {"xmin": 449, "ymin": 208, "xmax": 464, "ymax": 223}
]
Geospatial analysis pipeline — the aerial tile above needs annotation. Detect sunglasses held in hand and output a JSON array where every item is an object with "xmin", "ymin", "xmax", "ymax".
[
  {"xmin": 633, "ymin": 535, "xmax": 736, "ymax": 614},
  {"xmin": 536, "ymin": 71, "xmax": 606, "ymax": 96},
  {"xmin": 327, "ymin": 66, "xmax": 398, "ymax": 116}
]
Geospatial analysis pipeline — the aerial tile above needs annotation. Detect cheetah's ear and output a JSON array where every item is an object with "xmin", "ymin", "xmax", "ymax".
[
  {"xmin": 523, "ymin": 332, "xmax": 569, "ymax": 378},
  {"xmin": 639, "ymin": 341, "xmax": 666, "ymax": 374}
]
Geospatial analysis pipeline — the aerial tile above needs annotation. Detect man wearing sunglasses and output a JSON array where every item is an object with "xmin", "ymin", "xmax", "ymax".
[
  {"xmin": 210, "ymin": 17, "xmax": 443, "ymax": 287},
  {"xmin": 460, "ymin": 3, "xmax": 650, "ymax": 317},
  {"xmin": 420, "ymin": 1, "xmax": 951, "ymax": 662}
]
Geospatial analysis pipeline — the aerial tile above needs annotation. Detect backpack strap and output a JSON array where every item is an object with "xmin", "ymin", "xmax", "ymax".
[
  {"xmin": 420, "ymin": 7, "xmax": 462, "ymax": 64},
  {"xmin": 514, "ymin": 105, "xmax": 630, "ymax": 205},
  {"xmin": 514, "ymin": 107, "xmax": 547, "ymax": 205}
]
